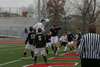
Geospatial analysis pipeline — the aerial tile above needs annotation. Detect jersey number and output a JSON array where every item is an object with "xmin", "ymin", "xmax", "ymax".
[
  {"xmin": 38, "ymin": 36, "xmax": 42, "ymax": 41},
  {"xmin": 31, "ymin": 34, "xmax": 35, "ymax": 39}
]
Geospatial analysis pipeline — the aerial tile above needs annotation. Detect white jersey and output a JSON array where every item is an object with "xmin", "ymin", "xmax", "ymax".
[
  {"xmin": 60, "ymin": 35, "xmax": 68, "ymax": 42},
  {"xmin": 33, "ymin": 23, "xmax": 45, "ymax": 32}
]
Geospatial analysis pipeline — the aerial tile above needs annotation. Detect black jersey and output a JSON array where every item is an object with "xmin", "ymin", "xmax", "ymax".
[
  {"xmin": 50, "ymin": 27, "xmax": 61, "ymax": 36},
  {"xmin": 34, "ymin": 33, "xmax": 46, "ymax": 48},
  {"xmin": 77, "ymin": 32, "xmax": 83, "ymax": 41},
  {"xmin": 46, "ymin": 34, "xmax": 51, "ymax": 43},
  {"xmin": 25, "ymin": 32, "xmax": 36, "ymax": 45},
  {"xmin": 67, "ymin": 33, "xmax": 74, "ymax": 42}
]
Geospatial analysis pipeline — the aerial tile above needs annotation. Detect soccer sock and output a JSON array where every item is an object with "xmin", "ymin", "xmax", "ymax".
[
  {"xmin": 46, "ymin": 50, "xmax": 48, "ymax": 55},
  {"xmin": 52, "ymin": 46, "xmax": 54, "ymax": 51},
  {"xmin": 23, "ymin": 52, "xmax": 26, "ymax": 57},
  {"xmin": 70, "ymin": 47, "xmax": 72, "ymax": 51},
  {"xmin": 64, "ymin": 47, "xmax": 67, "ymax": 51},
  {"xmin": 34, "ymin": 56, "xmax": 37, "ymax": 63},
  {"xmin": 31, "ymin": 51, "xmax": 34, "ymax": 58},
  {"xmin": 57, "ymin": 47, "xmax": 60, "ymax": 51},
  {"xmin": 72, "ymin": 46, "xmax": 74, "ymax": 50},
  {"xmin": 43, "ymin": 56, "xmax": 47, "ymax": 62},
  {"xmin": 55, "ymin": 46, "xmax": 57, "ymax": 52}
]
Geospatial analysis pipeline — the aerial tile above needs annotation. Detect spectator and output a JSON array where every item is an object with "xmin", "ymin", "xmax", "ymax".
[
  {"xmin": 78, "ymin": 23, "xmax": 100, "ymax": 67},
  {"xmin": 24, "ymin": 28, "xmax": 28, "ymax": 38}
]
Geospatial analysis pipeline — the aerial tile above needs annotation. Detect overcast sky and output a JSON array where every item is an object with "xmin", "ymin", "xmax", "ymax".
[{"xmin": 0, "ymin": 0, "xmax": 36, "ymax": 7}]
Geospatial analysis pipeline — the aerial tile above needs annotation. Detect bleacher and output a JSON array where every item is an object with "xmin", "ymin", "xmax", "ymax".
[{"xmin": 0, "ymin": 17, "xmax": 37, "ymax": 38}]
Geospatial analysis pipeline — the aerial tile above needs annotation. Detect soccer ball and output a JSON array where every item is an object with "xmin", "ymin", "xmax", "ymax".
[{"xmin": 46, "ymin": 19, "xmax": 49, "ymax": 23}]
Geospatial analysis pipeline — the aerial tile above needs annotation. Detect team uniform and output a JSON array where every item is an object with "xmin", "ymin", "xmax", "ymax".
[
  {"xmin": 33, "ymin": 23, "xmax": 45, "ymax": 32},
  {"xmin": 67, "ymin": 33, "xmax": 74, "ymax": 51},
  {"xmin": 60, "ymin": 35, "xmax": 68, "ymax": 46},
  {"xmin": 50, "ymin": 27, "xmax": 61, "ymax": 55},
  {"xmin": 46, "ymin": 34, "xmax": 51, "ymax": 47},
  {"xmin": 25, "ymin": 31, "xmax": 36, "ymax": 51},
  {"xmin": 45, "ymin": 34, "xmax": 51, "ymax": 55},
  {"xmin": 76, "ymin": 32, "xmax": 83, "ymax": 48},
  {"xmin": 34, "ymin": 33, "xmax": 47, "ymax": 64},
  {"xmin": 60, "ymin": 35, "xmax": 68, "ymax": 52},
  {"xmin": 67, "ymin": 33, "xmax": 74, "ymax": 45},
  {"xmin": 50, "ymin": 27, "xmax": 61, "ymax": 44},
  {"xmin": 23, "ymin": 31, "xmax": 36, "ymax": 59},
  {"xmin": 34, "ymin": 33, "xmax": 46, "ymax": 54}
]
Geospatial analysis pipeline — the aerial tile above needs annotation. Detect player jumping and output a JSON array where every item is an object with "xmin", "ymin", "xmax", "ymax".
[{"xmin": 50, "ymin": 25, "xmax": 61, "ymax": 55}]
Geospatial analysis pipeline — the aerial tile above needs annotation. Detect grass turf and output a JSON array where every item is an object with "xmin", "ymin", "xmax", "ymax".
[{"xmin": 0, "ymin": 44, "xmax": 81, "ymax": 67}]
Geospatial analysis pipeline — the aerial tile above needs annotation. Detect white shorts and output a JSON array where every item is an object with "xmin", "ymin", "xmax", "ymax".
[
  {"xmin": 68, "ymin": 41, "xmax": 74, "ymax": 45},
  {"xmin": 46, "ymin": 42, "xmax": 51, "ymax": 47},
  {"xmin": 25, "ymin": 44, "xmax": 35, "ymax": 51},
  {"xmin": 34, "ymin": 48, "xmax": 45, "ymax": 55},
  {"xmin": 51, "ymin": 36, "xmax": 58, "ymax": 44}
]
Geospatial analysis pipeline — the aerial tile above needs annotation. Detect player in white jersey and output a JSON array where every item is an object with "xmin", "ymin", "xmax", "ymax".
[
  {"xmin": 33, "ymin": 19, "xmax": 45, "ymax": 33},
  {"xmin": 59, "ymin": 33, "xmax": 68, "ymax": 53}
]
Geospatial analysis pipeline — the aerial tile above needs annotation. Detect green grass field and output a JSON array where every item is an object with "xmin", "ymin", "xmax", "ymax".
[{"xmin": 0, "ymin": 44, "xmax": 81, "ymax": 67}]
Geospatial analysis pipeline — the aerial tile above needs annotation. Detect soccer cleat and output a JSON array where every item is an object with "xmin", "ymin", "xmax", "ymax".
[
  {"xmin": 32, "ymin": 58, "xmax": 34, "ymax": 60},
  {"xmin": 45, "ymin": 62, "xmax": 48, "ymax": 65},
  {"xmin": 64, "ymin": 51, "xmax": 66, "ymax": 53},
  {"xmin": 55, "ymin": 52, "xmax": 58, "ymax": 55},
  {"xmin": 22, "ymin": 57, "xmax": 26, "ymax": 60},
  {"xmin": 34, "ymin": 62, "xmax": 36, "ymax": 65}
]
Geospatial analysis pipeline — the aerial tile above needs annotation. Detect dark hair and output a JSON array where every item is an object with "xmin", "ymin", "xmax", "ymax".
[
  {"xmin": 38, "ymin": 28, "xmax": 42, "ymax": 33},
  {"xmin": 77, "ymin": 28, "xmax": 81, "ymax": 30},
  {"xmin": 53, "ymin": 24, "xmax": 56, "ymax": 27},
  {"xmin": 41, "ymin": 19, "xmax": 45, "ymax": 23},
  {"xmin": 29, "ymin": 27, "xmax": 33, "ymax": 32},
  {"xmin": 24, "ymin": 28, "xmax": 28, "ymax": 33},
  {"xmin": 89, "ymin": 23, "xmax": 96, "ymax": 33}
]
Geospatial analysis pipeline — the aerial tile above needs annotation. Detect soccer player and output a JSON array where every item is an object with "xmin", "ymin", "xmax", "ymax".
[
  {"xmin": 45, "ymin": 31, "xmax": 51, "ymax": 55},
  {"xmin": 67, "ymin": 31, "xmax": 74, "ymax": 51},
  {"xmin": 59, "ymin": 32, "xmax": 68, "ymax": 53},
  {"xmin": 33, "ymin": 19, "xmax": 45, "ymax": 33},
  {"xmin": 22, "ymin": 27, "xmax": 36, "ymax": 60},
  {"xmin": 76, "ymin": 28, "xmax": 83, "ymax": 48},
  {"xmin": 34, "ymin": 28, "xmax": 47, "ymax": 65},
  {"xmin": 50, "ymin": 25, "xmax": 61, "ymax": 55}
]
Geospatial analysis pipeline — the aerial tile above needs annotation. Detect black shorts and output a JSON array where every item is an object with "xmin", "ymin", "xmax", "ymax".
[
  {"xmin": 61, "ymin": 42, "xmax": 67, "ymax": 46},
  {"xmin": 81, "ymin": 59, "xmax": 100, "ymax": 67}
]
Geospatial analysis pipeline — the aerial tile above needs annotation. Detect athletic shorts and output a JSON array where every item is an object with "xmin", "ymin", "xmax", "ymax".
[
  {"xmin": 68, "ymin": 41, "xmax": 74, "ymax": 45},
  {"xmin": 34, "ymin": 48, "xmax": 45, "ymax": 55},
  {"xmin": 25, "ymin": 44, "xmax": 35, "ymax": 51},
  {"xmin": 61, "ymin": 42, "xmax": 67, "ymax": 46},
  {"xmin": 46, "ymin": 42, "xmax": 51, "ymax": 47},
  {"xmin": 51, "ymin": 36, "xmax": 58, "ymax": 44}
]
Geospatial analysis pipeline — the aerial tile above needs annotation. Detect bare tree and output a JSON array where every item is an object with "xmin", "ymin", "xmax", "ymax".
[
  {"xmin": 75, "ymin": 0, "xmax": 100, "ymax": 32},
  {"xmin": 47, "ymin": 0, "xmax": 66, "ymax": 26}
]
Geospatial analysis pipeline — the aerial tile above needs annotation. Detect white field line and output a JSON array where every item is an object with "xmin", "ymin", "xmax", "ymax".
[
  {"xmin": 23, "ymin": 50, "xmax": 79, "ymax": 67},
  {"xmin": 0, "ymin": 57, "xmax": 31, "ymax": 66},
  {"xmin": 0, "ymin": 49, "xmax": 63, "ymax": 66},
  {"xmin": 59, "ymin": 50, "xmax": 77, "ymax": 56},
  {"xmin": 48, "ymin": 57, "xmax": 54, "ymax": 59},
  {"xmin": 23, "ymin": 62, "xmax": 78, "ymax": 67}
]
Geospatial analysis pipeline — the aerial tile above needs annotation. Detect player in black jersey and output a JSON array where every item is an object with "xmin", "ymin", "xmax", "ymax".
[
  {"xmin": 22, "ymin": 27, "xmax": 36, "ymax": 60},
  {"xmin": 67, "ymin": 31, "xmax": 75, "ymax": 51},
  {"xmin": 76, "ymin": 28, "xmax": 83, "ymax": 48},
  {"xmin": 50, "ymin": 25, "xmax": 61, "ymax": 55},
  {"xmin": 45, "ymin": 31, "xmax": 51, "ymax": 55},
  {"xmin": 34, "ymin": 28, "xmax": 47, "ymax": 65}
]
